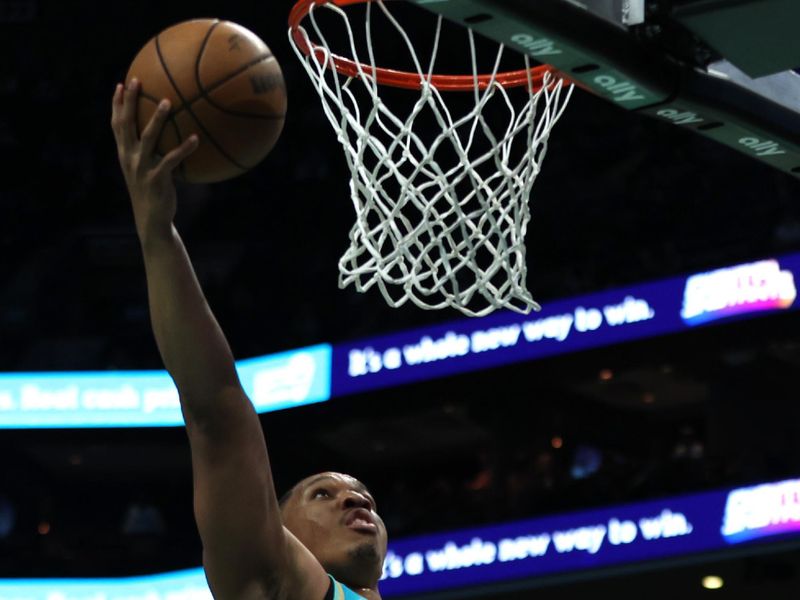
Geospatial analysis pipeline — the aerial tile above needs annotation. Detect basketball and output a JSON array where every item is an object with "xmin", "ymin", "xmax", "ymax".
[{"xmin": 125, "ymin": 19, "xmax": 287, "ymax": 184}]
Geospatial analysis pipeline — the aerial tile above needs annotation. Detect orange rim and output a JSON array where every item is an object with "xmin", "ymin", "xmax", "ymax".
[{"xmin": 289, "ymin": 0, "xmax": 560, "ymax": 91}]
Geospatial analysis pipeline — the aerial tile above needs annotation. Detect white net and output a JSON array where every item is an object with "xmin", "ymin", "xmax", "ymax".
[{"xmin": 289, "ymin": 0, "xmax": 573, "ymax": 317}]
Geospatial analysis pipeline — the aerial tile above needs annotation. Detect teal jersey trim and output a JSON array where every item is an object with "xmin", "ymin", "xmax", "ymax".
[{"xmin": 327, "ymin": 574, "xmax": 368, "ymax": 600}]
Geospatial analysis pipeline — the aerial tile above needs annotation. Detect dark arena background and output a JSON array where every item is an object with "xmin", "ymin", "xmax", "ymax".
[{"xmin": 1, "ymin": 1, "xmax": 800, "ymax": 598}]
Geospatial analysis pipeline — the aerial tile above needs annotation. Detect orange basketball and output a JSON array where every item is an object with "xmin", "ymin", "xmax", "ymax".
[{"xmin": 126, "ymin": 19, "xmax": 287, "ymax": 184}]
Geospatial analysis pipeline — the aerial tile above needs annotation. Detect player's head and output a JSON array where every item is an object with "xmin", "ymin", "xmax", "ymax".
[{"xmin": 279, "ymin": 471, "xmax": 388, "ymax": 588}]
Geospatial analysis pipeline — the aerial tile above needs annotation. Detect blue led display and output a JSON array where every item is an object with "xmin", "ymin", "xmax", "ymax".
[
  {"xmin": 0, "ymin": 253, "xmax": 796, "ymax": 428},
  {"xmin": 332, "ymin": 253, "xmax": 799, "ymax": 398},
  {"xmin": 0, "ymin": 345, "xmax": 332, "ymax": 428},
  {"xmin": 3, "ymin": 478, "xmax": 800, "ymax": 598}
]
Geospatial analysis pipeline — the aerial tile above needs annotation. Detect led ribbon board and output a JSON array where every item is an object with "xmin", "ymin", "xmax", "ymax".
[
  {"xmin": 378, "ymin": 477, "xmax": 800, "ymax": 597},
  {"xmin": 0, "ymin": 346, "xmax": 332, "ymax": 428},
  {"xmin": 2, "ymin": 478, "xmax": 799, "ymax": 598},
  {"xmin": 0, "ymin": 568, "xmax": 212, "ymax": 600},
  {"xmin": 0, "ymin": 254, "xmax": 796, "ymax": 428},
  {"xmin": 406, "ymin": 0, "xmax": 800, "ymax": 179},
  {"xmin": 333, "ymin": 253, "xmax": 799, "ymax": 398}
]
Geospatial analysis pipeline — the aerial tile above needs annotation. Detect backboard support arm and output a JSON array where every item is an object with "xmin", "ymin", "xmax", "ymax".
[{"xmin": 407, "ymin": 0, "xmax": 800, "ymax": 179}]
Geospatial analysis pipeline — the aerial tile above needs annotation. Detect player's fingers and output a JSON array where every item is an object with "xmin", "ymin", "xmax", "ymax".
[
  {"xmin": 155, "ymin": 135, "xmax": 199, "ymax": 176},
  {"xmin": 140, "ymin": 99, "xmax": 171, "ymax": 158},
  {"xmin": 110, "ymin": 83, "xmax": 124, "ymax": 130},
  {"xmin": 111, "ymin": 83, "xmax": 131, "ymax": 144},
  {"xmin": 117, "ymin": 78, "xmax": 140, "ymax": 146}
]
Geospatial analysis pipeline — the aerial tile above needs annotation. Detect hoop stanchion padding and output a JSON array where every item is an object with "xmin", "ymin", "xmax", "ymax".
[{"xmin": 289, "ymin": 0, "xmax": 573, "ymax": 316}]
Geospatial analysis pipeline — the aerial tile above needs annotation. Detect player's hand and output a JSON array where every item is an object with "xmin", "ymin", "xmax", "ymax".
[{"xmin": 111, "ymin": 78, "xmax": 198, "ymax": 240}]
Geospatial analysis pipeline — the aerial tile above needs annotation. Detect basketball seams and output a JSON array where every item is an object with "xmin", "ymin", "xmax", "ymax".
[
  {"xmin": 194, "ymin": 20, "xmax": 274, "ymax": 97},
  {"xmin": 155, "ymin": 28, "xmax": 248, "ymax": 172},
  {"xmin": 168, "ymin": 116, "xmax": 187, "ymax": 181},
  {"xmin": 143, "ymin": 64, "xmax": 285, "ymax": 121},
  {"xmin": 192, "ymin": 19, "xmax": 281, "ymax": 119},
  {"xmin": 139, "ymin": 90, "xmax": 160, "ymax": 104},
  {"xmin": 194, "ymin": 19, "xmax": 221, "ymax": 92},
  {"xmin": 133, "ymin": 18, "xmax": 285, "ymax": 181},
  {"xmin": 199, "ymin": 58, "xmax": 287, "ymax": 121},
  {"xmin": 191, "ymin": 53, "xmax": 276, "ymax": 110}
]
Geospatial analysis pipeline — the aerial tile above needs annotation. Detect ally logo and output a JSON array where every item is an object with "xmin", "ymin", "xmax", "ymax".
[
  {"xmin": 242, "ymin": 345, "xmax": 332, "ymax": 409},
  {"xmin": 509, "ymin": 33, "xmax": 563, "ymax": 57},
  {"xmin": 253, "ymin": 353, "xmax": 319, "ymax": 404},
  {"xmin": 656, "ymin": 108, "xmax": 704, "ymax": 126},
  {"xmin": 738, "ymin": 136, "xmax": 787, "ymax": 157},
  {"xmin": 593, "ymin": 74, "xmax": 646, "ymax": 103}
]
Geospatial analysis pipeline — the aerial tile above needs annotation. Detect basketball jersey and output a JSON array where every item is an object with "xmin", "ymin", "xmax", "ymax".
[{"xmin": 323, "ymin": 574, "xmax": 368, "ymax": 600}]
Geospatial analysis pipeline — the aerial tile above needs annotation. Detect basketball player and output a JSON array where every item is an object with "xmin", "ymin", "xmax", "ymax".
[{"xmin": 111, "ymin": 79, "xmax": 387, "ymax": 600}]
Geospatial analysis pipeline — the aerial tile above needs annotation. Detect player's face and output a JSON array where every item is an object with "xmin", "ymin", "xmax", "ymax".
[{"xmin": 283, "ymin": 472, "xmax": 388, "ymax": 586}]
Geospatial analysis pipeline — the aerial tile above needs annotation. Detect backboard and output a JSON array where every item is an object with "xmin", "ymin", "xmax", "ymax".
[{"xmin": 408, "ymin": 0, "xmax": 800, "ymax": 179}]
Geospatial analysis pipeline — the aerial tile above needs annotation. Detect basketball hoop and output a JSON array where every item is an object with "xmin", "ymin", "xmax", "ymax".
[{"xmin": 289, "ymin": 0, "xmax": 574, "ymax": 316}]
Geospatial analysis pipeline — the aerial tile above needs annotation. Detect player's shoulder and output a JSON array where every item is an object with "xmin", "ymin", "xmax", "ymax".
[
  {"xmin": 274, "ymin": 527, "xmax": 333, "ymax": 599},
  {"xmin": 326, "ymin": 575, "xmax": 370, "ymax": 600},
  {"xmin": 268, "ymin": 573, "xmax": 336, "ymax": 600}
]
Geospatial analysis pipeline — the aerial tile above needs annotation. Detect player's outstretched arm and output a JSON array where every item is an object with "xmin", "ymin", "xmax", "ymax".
[{"xmin": 110, "ymin": 80, "xmax": 330, "ymax": 600}]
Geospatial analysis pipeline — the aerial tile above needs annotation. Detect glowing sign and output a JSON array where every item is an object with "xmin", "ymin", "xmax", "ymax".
[
  {"xmin": 722, "ymin": 479, "xmax": 800, "ymax": 543},
  {"xmin": 2, "ymin": 254, "xmax": 799, "ymax": 428},
  {"xmin": 0, "ymin": 345, "xmax": 332, "ymax": 429},
  {"xmin": 333, "ymin": 254, "xmax": 800, "ymax": 399},
  {"xmin": 681, "ymin": 259, "xmax": 796, "ymax": 325},
  {"xmin": 334, "ymin": 289, "xmax": 668, "ymax": 398},
  {"xmin": 0, "ymin": 567, "xmax": 211, "ymax": 600},
  {"xmin": 378, "ymin": 477, "xmax": 800, "ymax": 597},
  {"xmin": 3, "ymin": 479, "xmax": 800, "ymax": 597}
]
